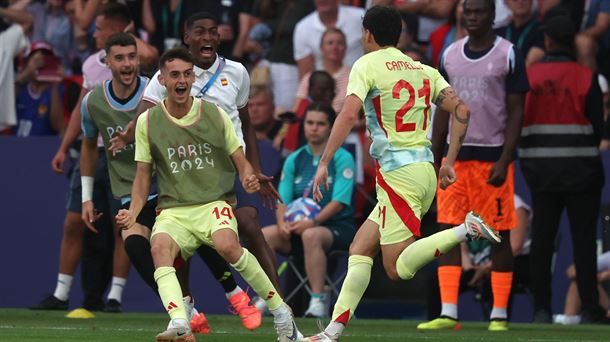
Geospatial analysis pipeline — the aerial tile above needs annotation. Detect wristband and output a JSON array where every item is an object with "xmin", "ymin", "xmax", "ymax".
[{"xmin": 81, "ymin": 176, "xmax": 94, "ymax": 203}]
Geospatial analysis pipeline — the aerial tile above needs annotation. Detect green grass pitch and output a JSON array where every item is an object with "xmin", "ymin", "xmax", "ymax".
[{"xmin": 0, "ymin": 309, "xmax": 608, "ymax": 341}]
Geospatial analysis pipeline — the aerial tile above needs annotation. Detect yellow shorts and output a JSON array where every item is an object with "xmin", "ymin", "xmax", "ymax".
[
  {"xmin": 151, "ymin": 201, "xmax": 238, "ymax": 260},
  {"xmin": 367, "ymin": 162, "xmax": 436, "ymax": 245}
]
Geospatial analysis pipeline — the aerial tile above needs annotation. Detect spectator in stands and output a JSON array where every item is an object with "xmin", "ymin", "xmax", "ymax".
[
  {"xmin": 574, "ymin": 0, "xmax": 610, "ymax": 72},
  {"xmin": 13, "ymin": 41, "xmax": 64, "ymax": 137},
  {"xmin": 293, "ymin": 0, "xmax": 364, "ymax": 78},
  {"xmin": 427, "ymin": 0, "xmax": 466, "ymax": 68},
  {"xmin": 294, "ymin": 28, "xmax": 349, "ymax": 115},
  {"xmin": 262, "ymin": 103, "xmax": 356, "ymax": 318},
  {"xmin": 0, "ymin": 5, "xmax": 32, "ymax": 133},
  {"xmin": 248, "ymin": 85, "xmax": 283, "ymax": 142},
  {"xmin": 520, "ymin": 15, "xmax": 607, "ymax": 324},
  {"xmin": 554, "ymin": 251, "xmax": 610, "ymax": 325},
  {"xmin": 379, "ymin": 0, "xmax": 455, "ymax": 45},
  {"xmin": 27, "ymin": 0, "xmax": 78, "ymax": 75},
  {"xmin": 496, "ymin": 0, "xmax": 545, "ymax": 66},
  {"xmin": 282, "ymin": 70, "xmax": 336, "ymax": 153}
]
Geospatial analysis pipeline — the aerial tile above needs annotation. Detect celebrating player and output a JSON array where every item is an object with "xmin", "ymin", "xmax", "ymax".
[
  {"xmin": 305, "ymin": 6, "xmax": 501, "ymax": 341},
  {"xmin": 116, "ymin": 48, "xmax": 302, "ymax": 342}
]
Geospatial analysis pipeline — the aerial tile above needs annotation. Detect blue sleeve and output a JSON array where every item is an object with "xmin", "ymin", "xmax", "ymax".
[
  {"xmin": 80, "ymin": 92, "xmax": 98, "ymax": 138},
  {"xmin": 278, "ymin": 153, "xmax": 297, "ymax": 204},
  {"xmin": 330, "ymin": 148, "xmax": 355, "ymax": 206},
  {"xmin": 506, "ymin": 46, "xmax": 530, "ymax": 94}
]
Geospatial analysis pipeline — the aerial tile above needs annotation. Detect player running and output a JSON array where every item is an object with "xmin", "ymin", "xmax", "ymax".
[{"xmin": 304, "ymin": 6, "xmax": 501, "ymax": 341}]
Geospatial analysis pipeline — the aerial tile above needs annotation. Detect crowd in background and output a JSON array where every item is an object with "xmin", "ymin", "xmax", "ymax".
[{"xmin": 2, "ymin": 0, "xmax": 610, "ymax": 323}]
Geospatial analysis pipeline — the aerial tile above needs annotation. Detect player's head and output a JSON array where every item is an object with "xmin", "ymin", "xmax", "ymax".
[
  {"xmin": 542, "ymin": 15, "xmax": 576, "ymax": 54},
  {"xmin": 304, "ymin": 102, "xmax": 336, "ymax": 145},
  {"xmin": 463, "ymin": 0, "xmax": 495, "ymax": 36},
  {"xmin": 105, "ymin": 33, "xmax": 139, "ymax": 88},
  {"xmin": 94, "ymin": 2, "xmax": 132, "ymax": 50},
  {"xmin": 320, "ymin": 28, "xmax": 346, "ymax": 65},
  {"xmin": 158, "ymin": 48, "xmax": 196, "ymax": 105},
  {"xmin": 184, "ymin": 12, "xmax": 219, "ymax": 68},
  {"xmin": 361, "ymin": 6, "xmax": 402, "ymax": 52},
  {"xmin": 308, "ymin": 71, "xmax": 336, "ymax": 106}
]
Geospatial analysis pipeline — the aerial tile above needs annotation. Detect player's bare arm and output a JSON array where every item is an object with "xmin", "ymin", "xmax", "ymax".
[
  {"xmin": 117, "ymin": 161, "xmax": 152, "ymax": 230},
  {"xmin": 108, "ymin": 100, "xmax": 155, "ymax": 154},
  {"xmin": 313, "ymin": 95, "xmax": 362, "ymax": 202},
  {"xmin": 238, "ymin": 106, "xmax": 281, "ymax": 207},
  {"xmin": 80, "ymin": 137, "xmax": 102, "ymax": 232},
  {"xmin": 230, "ymin": 148, "xmax": 261, "ymax": 194},
  {"xmin": 487, "ymin": 93, "xmax": 524, "ymax": 187},
  {"xmin": 434, "ymin": 86, "xmax": 471, "ymax": 189},
  {"xmin": 51, "ymin": 88, "xmax": 87, "ymax": 174}
]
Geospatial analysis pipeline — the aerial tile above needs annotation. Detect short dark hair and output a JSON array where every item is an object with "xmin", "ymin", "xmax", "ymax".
[
  {"xmin": 464, "ymin": 0, "xmax": 495, "ymax": 17},
  {"xmin": 362, "ymin": 6, "xmax": 402, "ymax": 47},
  {"xmin": 305, "ymin": 102, "xmax": 336, "ymax": 126},
  {"xmin": 159, "ymin": 48, "xmax": 195, "ymax": 70},
  {"xmin": 99, "ymin": 2, "xmax": 132, "ymax": 26},
  {"xmin": 186, "ymin": 12, "xmax": 218, "ymax": 30},
  {"xmin": 309, "ymin": 71, "xmax": 335, "ymax": 91},
  {"xmin": 104, "ymin": 32, "xmax": 136, "ymax": 54}
]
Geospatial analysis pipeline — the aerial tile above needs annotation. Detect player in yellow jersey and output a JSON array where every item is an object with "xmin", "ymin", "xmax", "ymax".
[{"xmin": 305, "ymin": 6, "xmax": 501, "ymax": 341}]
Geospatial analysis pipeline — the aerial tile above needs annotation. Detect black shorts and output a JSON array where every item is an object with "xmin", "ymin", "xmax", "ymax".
[
  {"xmin": 120, "ymin": 196, "xmax": 158, "ymax": 230},
  {"xmin": 234, "ymin": 176, "xmax": 261, "ymax": 209}
]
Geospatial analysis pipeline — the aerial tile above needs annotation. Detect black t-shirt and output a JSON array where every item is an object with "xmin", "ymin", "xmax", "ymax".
[
  {"xmin": 265, "ymin": 0, "xmax": 315, "ymax": 65},
  {"xmin": 496, "ymin": 18, "xmax": 544, "ymax": 58}
]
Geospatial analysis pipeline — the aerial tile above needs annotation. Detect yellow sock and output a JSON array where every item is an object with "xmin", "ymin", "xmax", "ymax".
[
  {"xmin": 396, "ymin": 229, "xmax": 460, "ymax": 279},
  {"xmin": 231, "ymin": 248, "xmax": 282, "ymax": 311},
  {"xmin": 154, "ymin": 266, "xmax": 187, "ymax": 320},
  {"xmin": 330, "ymin": 255, "xmax": 373, "ymax": 325}
]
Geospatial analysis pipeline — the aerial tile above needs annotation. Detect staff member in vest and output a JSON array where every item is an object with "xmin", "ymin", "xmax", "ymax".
[
  {"xmin": 116, "ymin": 48, "xmax": 303, "ymax": 341},
  {"xmin": 422, "ymin": 0, "xmax": 529, "ymax": 331},
  {"xmin": 133, "ymin": 12, "xmax": 281, "ymax": 288},
  {"xmin": 519, "ymin": 15, "xmax": 607, "ymax": 324}
]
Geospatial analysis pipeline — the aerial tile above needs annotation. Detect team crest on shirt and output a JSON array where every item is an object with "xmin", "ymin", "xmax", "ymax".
[
  {"xmin": 343, "ymin": 168, "xmax": 354, "ymax": 179},
  {"xmin": 220, "ymin": 78, "xmax": 228, "ymax": 86},
  {"xmin": 38, "ymin": 104, "xmax": 48, "ymax": 117}
]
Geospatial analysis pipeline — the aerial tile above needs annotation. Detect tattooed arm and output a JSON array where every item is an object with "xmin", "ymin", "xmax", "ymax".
[{"xmin": 434, "ymin": 86, "xmax": 470, "ymax": 189}]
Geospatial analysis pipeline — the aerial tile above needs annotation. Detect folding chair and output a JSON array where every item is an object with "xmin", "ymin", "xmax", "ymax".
[{"xmin": 283, "ymin": 250, "xmax": 349, "ymax": 304}]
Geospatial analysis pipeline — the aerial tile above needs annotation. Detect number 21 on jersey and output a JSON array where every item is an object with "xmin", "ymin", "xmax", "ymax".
[{"xmin": 373, "ymin": 79, "xmax": 431, "ymax": 133}]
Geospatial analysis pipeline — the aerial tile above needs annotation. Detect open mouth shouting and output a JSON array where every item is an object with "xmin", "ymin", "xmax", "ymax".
[
  {"xmin": 200, "ymin": 44, "xmax": 214, "ymax": 59},
  {"xmin": 175, "ymin": 84, "xmax": 189, "ymax": 100}
]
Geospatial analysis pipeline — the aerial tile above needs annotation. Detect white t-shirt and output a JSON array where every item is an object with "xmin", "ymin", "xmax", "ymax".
[
  {"xmin": 82, "ymin": 50, "xmax": 112, "ymax": 91},
  {"xmin": 143, "ymin": 55, "xmax": 250, "ymax": 145},
  {"xmin": 0, "ymin": 25, "xmax": 28, "ymax": 130},
  {"xmin": 293, "ymin": 5, "xmax": 365, "ymax": 70}
]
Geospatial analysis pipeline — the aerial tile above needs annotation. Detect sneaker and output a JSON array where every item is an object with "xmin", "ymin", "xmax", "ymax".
[
  {"xmin": 465, "ymin": 211, "xmax": 501, "ymax": 243},
  {"xmin": 30, "ymin": 295, "xmax": 68, "ymax": 311},
  {"xmin": 103, "ymin": 299, "xmax": 122, "ymax": 313},
  {"xmin": 189, "ymin": 313, "xmax": 210, "ymax": 334},
  {"xmin": 417, "ymin": 316, "xmax": 462, "ymax": 331},
  {"xmin": 303, "ymin": 331, "xmax": 339, "ymax": 342},
  {"xmin": 156, "ymin": 320, "xmax": 195, "ymax": 342},
  {"xmin": 273, "ymin": 303, "xmax": 304, "ymax": 342},
  {"xmin": 183, "ymin": 296, "xmax": 211, "ymax": 334},
  {"xmin": 304, "ymin": 298, "xmax": 328, "ymax": 318},
  {"xmin": 251, "ymin": 296, "xmax": 269, "ymax": 315},
  {"xmin": 228, "ymin": 291, "xmax": 262, "ymax": 330},
  {"xmin": 580, "ymin": 307, "xmax": 610, "ymax": 324},
  {"xmin": 488, "ymin": 319, "xmax": 508, "ymax": 331},
  {"xmin": 553, "ymin": 314, "xmax": 581, "ymax": 325}
]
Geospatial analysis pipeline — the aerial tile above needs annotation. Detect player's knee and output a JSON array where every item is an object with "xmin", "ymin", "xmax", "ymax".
[
  {"xmin": 216, "ymin": 241, "xmax": 243, "ymax": 264},
  {"xmin": 301, "ymin": 229, "xmax": 320, "ymax": 247}
]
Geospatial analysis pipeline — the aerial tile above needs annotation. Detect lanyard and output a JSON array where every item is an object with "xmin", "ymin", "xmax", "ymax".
[
  {"xmin": 506, "ymin": 20, "xmax": 536, "ymax": 50},
  {"xmin": 196, "ymin": 56, "xmax": 226, "ymax": 98},
  {"xmin": 161, "ymin": 0, "xmax": 183, "ymax": 38}
]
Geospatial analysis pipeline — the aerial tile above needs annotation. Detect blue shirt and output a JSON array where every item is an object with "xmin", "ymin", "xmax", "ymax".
[
  {"xmin": 14, "ymin": 85, "xmax": 63, "ymax": 137},
  {"xmin": 279, "ymin": 145, "xmax": 355, "ymax": 227}
]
